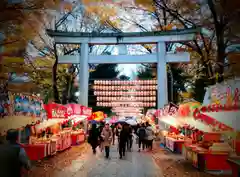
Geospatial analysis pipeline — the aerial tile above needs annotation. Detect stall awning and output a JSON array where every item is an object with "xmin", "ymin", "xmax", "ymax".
[
  {"xmin": 202, "ymin": 111, "xmax": 240, "ymax": 131},
  {"xmin": 0, "ymin": 116, "xmax": 40, "ymax": 134},
  {"xmin": 72, "ymin": 116, "xmax": 87, "ymax": 124},
  {"xmin": 181, "ymin": 117, "xmax": 213, "ymax": 132},
  {"xmin": 158, "ymin": 116, "xmax": 182, "ymax": 128},
  {"xmin": 35, "ymin": 119, "xmax": 64, "ymax": 132}
]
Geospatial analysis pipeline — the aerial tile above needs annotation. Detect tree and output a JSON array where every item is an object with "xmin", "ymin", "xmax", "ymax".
[
  {"xmin": 24, "ymin": 1, "xmax": 123, "ymax": 103},
  {"xmin": 118, "ymin": 74, "xmax": 130, "ymax": 80},
  {"xmin": 132, "ymin": 0, "xmax": 240, "ymax": 81},
  {"xmin": 0, "ymin": 0, "xmax": 60, "ymax": 49},
  {"xmin": 89, "ymin": 64, "xmax": 119, "ymax": 114}
]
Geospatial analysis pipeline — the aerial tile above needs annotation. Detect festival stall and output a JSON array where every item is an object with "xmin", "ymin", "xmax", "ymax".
[
  {"xmin": 178, "ymin": 102, "xmax": 234, "ymax": 172},
  {"xmin": 197, "ymin": 81, "xmax": 240, "ymax": 174},
  {"xmin": 65, "ymin": 104, "xmax": 92, "ymax": 145},
  {"xmin": 21, "ymin": 103, "xmax": 72, "ymax": 161},
  {"xmin": 155, "ymin": 103, "xmax": 185, "ymax": 153}
]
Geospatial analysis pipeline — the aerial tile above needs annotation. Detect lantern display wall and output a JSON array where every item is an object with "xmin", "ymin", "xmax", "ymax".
[{"xmin": 94, "ymin": 80, "xmax": 157, "ymax": 108}]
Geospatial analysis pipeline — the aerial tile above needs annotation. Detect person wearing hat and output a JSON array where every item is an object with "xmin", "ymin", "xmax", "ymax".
[
  {"xmin": 0, "ymin": 129, "xmax": 31, "ymax": 177},
  {"xmin": 101, "ymin": 123, "xmax": 112, "ymax": 158}
]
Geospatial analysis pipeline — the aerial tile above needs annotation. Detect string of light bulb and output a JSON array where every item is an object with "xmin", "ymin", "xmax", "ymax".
[
  {"xmin": 94, "ymin": 80, "xmax": 157, "ymax": 85},
  {"xmin": 93, "ymin": 85, "xmax": 157, "ymax": 90},
  {"xmin": 94, "ymin": 91, "xmax": 156, "ymax": 96},
  {"xmin": 97, "ymin": 96, "xmax": 156, "ymax": 101}
]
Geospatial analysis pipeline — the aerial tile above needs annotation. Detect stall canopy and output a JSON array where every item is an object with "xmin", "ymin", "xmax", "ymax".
[
  {"xmin": 180, "ymin": 117, "xmax": 213, "ymax": 132},
  {"xmin": 35, "ymin": 119, "xmax": 64, "ymax": 132},
  {"xmin": 158, "ymin": 116, "xmax": 182, "ymax": 128},
  {"xmin": 202, "ymin": 111, "xmax": 240, "ymax": 131}
]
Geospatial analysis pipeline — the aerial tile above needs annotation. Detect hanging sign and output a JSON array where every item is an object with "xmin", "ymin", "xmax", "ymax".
[
  {"xmin": 81, "ymin": 106, "xmax": 92, "ymax": 117},
  {"xmin": 155, "ymin": 103, "xmax": 178, "ymax": 117},
  {"xmin": 208, "ymin": 80, "xmax": 240, "ymax": 105},
  {"xmin": 168, "ymin": 103, "xmax": 179, "ymax": 116},
  {"xmin": 92, "ymin": 111, "xmax": 104, "ymax": 120},
  {"xmin": 45, "ymin": 104, "xmax": 67, "ymax": 119}
]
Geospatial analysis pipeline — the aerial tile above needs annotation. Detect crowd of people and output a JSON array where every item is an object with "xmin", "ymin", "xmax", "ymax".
[{"xmin": 87, "ymin": 121, "xmax": 155, "ymax": 159}]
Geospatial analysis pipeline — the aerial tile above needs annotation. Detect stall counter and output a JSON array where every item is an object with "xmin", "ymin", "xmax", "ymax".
[
  {"xmin": 165, "ymin": 136, "xmax": 184, "ymax": 153},
  {"xmin": 183, "ymin": 144, "xmax": 231, "ymax": 171},
  {"xmin": 21, "ymin": 144, "xmax": 46, "ymax": 161},
  {"xmin": 227, "ymin": 157, "xmax": 240, "ymax": 177},
  {"xmin": 71, "ymin": 132, "xmax": 85, "ymax": 145}
]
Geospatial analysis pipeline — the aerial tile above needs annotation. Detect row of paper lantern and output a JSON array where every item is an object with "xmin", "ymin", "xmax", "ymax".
[
  {"xmin": 94, "ymin": 91, "xmax": 156, "ymax": 96},
  {"xmin": 116, "ymin": 113, "xmax": 140, "ymax": 116},
  {"xmin": 112, "ymin": 110, "xmax": 142, "ymax": 113},
  {"xmin": 93, "ymin": 85, "xmax": 157, "ymax": 90},
  {"xmin": 94, "ymin": 80, "xmax": 157, "ymax": 85},
  {"xmin": 112, "ymin": 107, "xmax": 143, "ymax": 111},
  {"xmin": 96, "ymin": 102, "xmax": 156, "ymax": 107},
  {"xmin": 97, "ymin": 96, "xmax": 156, "ymax": 101}
]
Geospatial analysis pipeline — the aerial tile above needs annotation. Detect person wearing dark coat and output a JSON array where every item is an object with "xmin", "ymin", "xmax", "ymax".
[
  {"xmin": 119, "ymin": 124, "xmax": 129, "ymax": 159},
  {"xmin": 0, "ymin": 129, "xmax": 31, "ymax": 177},
  {"xmin": 88, "ymin": 123, "xmax": 100, "ymax": 154}
]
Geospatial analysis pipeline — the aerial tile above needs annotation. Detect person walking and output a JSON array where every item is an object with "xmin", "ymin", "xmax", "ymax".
[
  {"xmin": 88, "ymin": 123, "xmax": 100, "ymax": 154},
  {"xmin": 99, "ymin": 122, "xmax": 105, "ymax": 152},
  {"xmin": 127, "ymin": 125, "xmax": 133, "ymax": 151},
  {"xmin": 116, "ymin": 124, "xmax": 122, "ymax": 144},
  {"xmin": 111, "ymin": 125, "xmax": 116, "ymax": 145},
  {"xmin": 119, "ymin": 124, "xmax": 128, "ymax": 159},
  {"xmin": 101, "ymin": 123, "xmax": 112, "ymax": 158},
  {"xmin": 146, "ymin": 125, "xmax": 154, "ymax": 150},
  {"xmin": 137, "ymin": 124, "xmax": 146, "ymax": 152},
  {"xmin": 0, "ymin": 129, "xmax": 31, "ymax": 177}
]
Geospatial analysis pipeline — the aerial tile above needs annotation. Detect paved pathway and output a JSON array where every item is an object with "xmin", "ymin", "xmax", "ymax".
[{"xmin": 29, "ymin": 143, "xmax": 162, "ymax": 177}]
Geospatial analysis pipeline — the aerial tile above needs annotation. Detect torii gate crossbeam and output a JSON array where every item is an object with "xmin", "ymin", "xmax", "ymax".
[{"xmin": 47, "ymin": 28, "xmax": 200, "ymax": 109}]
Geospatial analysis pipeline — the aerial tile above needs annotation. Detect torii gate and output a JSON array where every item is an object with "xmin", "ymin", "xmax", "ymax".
[{"xmin": 47, "ymin": 28, "xmax": 199, "ymax": 109}]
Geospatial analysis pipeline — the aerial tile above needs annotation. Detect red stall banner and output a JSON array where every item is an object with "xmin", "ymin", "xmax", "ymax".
[
  {"xmin": 44, "ymin": 104, "xmax": 68, "ymax": 119},
  {"xmin": 65, "ymin": 104, "xmax": 82, "ymax": 116},
  {"xmin": 81, "ymin": 106, "xmax": 92, "ymax": 117}
]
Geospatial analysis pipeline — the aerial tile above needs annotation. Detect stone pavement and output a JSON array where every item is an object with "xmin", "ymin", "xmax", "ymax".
[{"xmin": 28, "ymin": 142, "xmax": 162, "ymax": 177}]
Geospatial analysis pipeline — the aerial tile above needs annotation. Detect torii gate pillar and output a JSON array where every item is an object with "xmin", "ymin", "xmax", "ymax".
[{"xmin": 78, "ymin": 43, "xmax": 89, "ymax": 107}]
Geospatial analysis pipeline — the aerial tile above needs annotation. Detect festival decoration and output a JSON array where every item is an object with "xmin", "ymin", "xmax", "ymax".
[
  {"xmin": 94, "ymin": 80, "xmax": 157, "ymax": 85},
  {"xmin": 96, "ymin": 102, "xmax": 156, "ymax": 107},
  {"xmin": 93, "ymin": 79, "xmax": 157, "ymax": 108},
  {"xmin": 94, "ymin": 91, "xmax": 156, "ymax": 96},
  {"xmin": 96, "ymin": 96, "xmax": 156, "ymax": 101}
]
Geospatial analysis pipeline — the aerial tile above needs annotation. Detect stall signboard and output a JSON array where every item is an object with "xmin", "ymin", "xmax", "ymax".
[
  {"xmin": 155, "ymin": 103, "xmax": 178, "ymax": 118},
  {"xmin": 92, "ymin": 111, "xmax": 104, "ymax": 120},
  {"xmin": 45, "ymin": 103, "xmax": 67, "ymax": 119},
  {"xmin": 65, "ymin": 104, "xmax": 81, "ymax": 116},
  {"xmin": 203, "ymin": 79, "xmax": 240, "ymax": 106},
  {"xmin": 81, "ymin": 106, "xmax": 92, "ymax": 117},
  {"xmin": 10, "ymin": 93, "xmax": 43, "ymax": 117}
]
